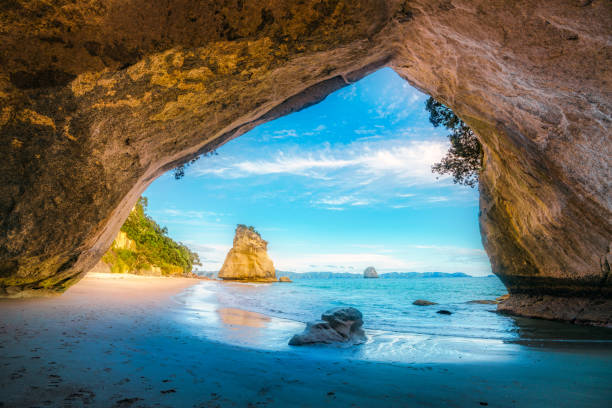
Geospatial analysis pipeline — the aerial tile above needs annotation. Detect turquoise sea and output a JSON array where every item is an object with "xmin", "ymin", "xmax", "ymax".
[{"xmin": 174, "ymin": 277, "xmax": 612, "ymax": 363}]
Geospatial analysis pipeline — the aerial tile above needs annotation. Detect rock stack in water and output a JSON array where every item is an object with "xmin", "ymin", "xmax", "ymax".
[
  {"xmin": 218, "ymin": 225, "xmax": 276, "ymax": 282},
  {"xmin": 363, "ymin": 266, "xmax": 378, "ymax": 278}
]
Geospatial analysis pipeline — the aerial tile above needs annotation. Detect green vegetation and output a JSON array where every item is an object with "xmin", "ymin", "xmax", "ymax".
[
  {"xmin": 102, "ymin": 197, "xmax": 201, "ymax": 276},
  {"xmin": 236, "ymin": 224, "xmax": 261, "ymax": 238},
  {"xmin": 173, "ymin": 150, "xmax": 218, "ymax": 179},
  {"xmin": 425, "ymin": 97, "xmax": 483, "ymax": 188}
]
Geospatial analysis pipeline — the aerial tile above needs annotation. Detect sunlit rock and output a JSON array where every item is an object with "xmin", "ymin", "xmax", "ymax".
[{"xmin": 218, "ymin": 225, "xmax": 276, "ymax": 282}]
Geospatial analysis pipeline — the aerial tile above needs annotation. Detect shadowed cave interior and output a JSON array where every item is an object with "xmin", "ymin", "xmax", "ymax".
[{"xmin": 0, "ymin": 0, "xmax": 610, "ymax": 326}]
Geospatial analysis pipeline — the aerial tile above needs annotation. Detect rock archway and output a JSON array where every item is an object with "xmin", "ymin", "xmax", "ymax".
[{"xmin": 1, "ymin": 1, "xmax": 610, "ymax": 324}]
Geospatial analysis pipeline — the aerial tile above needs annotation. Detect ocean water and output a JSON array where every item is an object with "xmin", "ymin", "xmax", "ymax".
[{"xmin": 174, "ymin": 277, "xmax": 612, "ymax": 363}]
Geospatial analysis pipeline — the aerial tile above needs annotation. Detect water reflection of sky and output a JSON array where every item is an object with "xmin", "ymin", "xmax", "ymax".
[{"xmin": 172, "ymin": 281, "xmax": 612, "ymax": 364}]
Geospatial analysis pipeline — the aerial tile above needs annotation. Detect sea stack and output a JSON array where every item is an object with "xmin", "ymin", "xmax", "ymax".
[
  {"xmin": 218, "ymin": 225, "xmax": 276, "ymax": 282},
  {"xmin": 363, "ymin": 266, "xmax": 379, "ymax": 279}
]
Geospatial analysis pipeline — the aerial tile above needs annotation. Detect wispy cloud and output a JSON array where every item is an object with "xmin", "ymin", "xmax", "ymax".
[
  {"xmin": 271, "ymin": 129, "xmax": 298, "ymax": 139},
  {"xmin": 271, "ymin": 251, "xmax": 420, "ymax": 273},
  {"xmin": 194, "ymin": 139, "xmax": 449, "ymax": 186},
  {"xmin": 190, "ymin": 137, "xmax": 466, "ymax": 210},
  {"xmin": 314, "ymin": 195, "xmax": 372, "ymax": 207}
]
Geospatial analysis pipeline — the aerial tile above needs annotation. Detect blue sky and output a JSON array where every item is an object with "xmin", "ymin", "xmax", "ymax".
[{"xmin": 144, "ymin": 68, "xmax": 492, "ymax": 276}]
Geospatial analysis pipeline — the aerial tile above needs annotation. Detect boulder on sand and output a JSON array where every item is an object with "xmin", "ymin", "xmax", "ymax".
[
  {"xmin": 413, "ymin": 299, "xmax": 437, "ymax": 306},
  {"xmin": 289, "ymin": 307, "xmax": 366, "ymax": 346}
]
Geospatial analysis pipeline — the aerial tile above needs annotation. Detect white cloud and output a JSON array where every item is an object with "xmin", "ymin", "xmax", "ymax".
[
  {"xmin": 186, "ymin": 243, "xmax": 231, "ymax": 269},
  {"xmin": 193, "ymin": 139, "xmax": 450, "ymax": 188},
  {"xmin": 271, "ymin": 251, "xmax": 420, "ymax": 273},
  {"xmin": 190, "ymin": 137, "xmax": 465, "ymax": 209},
  {"xmin": 427, "ymin": 196, "xmax": 450, "ymax": 203},
  {"xmin": 271, "ymin": 129, "xmax": 298, "ymax": 139}
]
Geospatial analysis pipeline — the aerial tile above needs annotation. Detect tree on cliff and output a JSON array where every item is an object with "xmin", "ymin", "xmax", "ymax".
[
  {"xmin": 173, "ymin": 150, "xmax": 218, "ymax": 179},
  {"xmin": 105, "ymin": 197, "xmax": 202, "ymax": 274},
  {"xmin": 425, "ymin": 97, "xmax": 482, "ymax": 188}
]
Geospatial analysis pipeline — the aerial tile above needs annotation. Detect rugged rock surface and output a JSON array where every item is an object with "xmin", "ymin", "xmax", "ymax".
[
  {"xmin": 363, "ymin": 266, "xmax": 379, "ymax": 278},
  {"xmin": 0, "ymin": 1, "xmax": 610, "ymax": 323},
  {"xmin": 413, "ymin": 299, "xmax": 437, "ymax": 306},
  {"xmin": 218, "ymin": 225, "xmax": 276, "ymax": 282},
  {"xmin": 278, "ymin": 276, "xmax": 292, "ymax": 283},
  {"xmin": 498, "ymin": 294, "xmax": 611, "ymax": 327},
  {"xmin": 289, "ymin": 307, "xmax": 366, "ymax": 346}
]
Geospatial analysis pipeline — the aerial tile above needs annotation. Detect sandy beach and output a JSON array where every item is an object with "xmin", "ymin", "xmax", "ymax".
[{"xmin": 1, "ymin": 273, "xmax": 610, "ymax": 407}]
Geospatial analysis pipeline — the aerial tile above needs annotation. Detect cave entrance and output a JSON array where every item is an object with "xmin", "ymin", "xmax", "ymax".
[
  {"xmin": 139, "ymin": 68, "xmax": 493, "ymax": 279},
  {"xmin": 109, "ymin": 66, "xmax": 515, "ymax": 349}
]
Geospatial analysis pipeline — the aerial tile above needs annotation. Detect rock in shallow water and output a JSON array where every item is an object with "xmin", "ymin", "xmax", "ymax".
[
  {"xmin": 413, "ymin": 299, "xmax": 437, "ymax": 306},
  {"xmin": 436, "ymin": 310, "xmax": 452, "ymax": 315},
  {"xmin": 289, "ymin": 307, "xmax": 366, "ymax": 346},
  {"xmin": 467, "ymin": 299, "xmax": 497, "ymax": 305}
]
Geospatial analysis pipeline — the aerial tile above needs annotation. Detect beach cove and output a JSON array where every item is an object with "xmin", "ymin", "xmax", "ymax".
[{"xmin": 1, "ymin": 273, "xmax": 610, "ymax": 407}]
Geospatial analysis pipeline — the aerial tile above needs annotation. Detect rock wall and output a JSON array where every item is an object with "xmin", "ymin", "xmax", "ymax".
[
  {"xmin": 218, "ymin": 225, "xmax": 276, "ymax": 282},
  {"xmin": 0, "ymin": 1, "xmax": 610, "ymax": 323}
]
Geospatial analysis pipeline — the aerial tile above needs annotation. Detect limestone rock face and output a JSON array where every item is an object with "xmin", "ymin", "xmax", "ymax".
[
  {"xmin": 218, "ymin": 226, "xmax": 276, "ymax": 282},
  {"xmin": 0, "ymin": 1, "xmax": 610, "ymax": 324},
  {"xmin": 289, "ymin": 307, "xmax": 366, "ymax": 346},
  {"xmin": 363, "ymin": 266, "xmax": 378, "ymax": 278},
  {"xmin": 278, "ymin": 276, "xmax": 292, "ymax": 283}
]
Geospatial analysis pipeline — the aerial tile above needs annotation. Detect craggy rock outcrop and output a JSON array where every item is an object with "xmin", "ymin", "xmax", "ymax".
[
  {"xmin": 0, "ymin": 1, "xmax": 610, "ymax": 324},
  {"xmin": 363, "ymin": 266, "xmax": 378, "ymax": 278},
  {"xmin": 218, "ymin": 225, "xmax": 276, "ymax": 282},
  {"xmin": 289, "ymin": 307, "xmax": 366, "ymax": 346},
  {"xmin": 278, "ymin": 276, "xmax": 292, "ymax": 283},
  {"xmin": 498, "ymin": 294, "xmax": 611, "ymax": 327}
]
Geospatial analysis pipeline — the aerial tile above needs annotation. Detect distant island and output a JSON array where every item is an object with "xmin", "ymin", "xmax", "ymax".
[{"xmin": 196, "ymin": 270, "xmax": 475, "ymax": 280}]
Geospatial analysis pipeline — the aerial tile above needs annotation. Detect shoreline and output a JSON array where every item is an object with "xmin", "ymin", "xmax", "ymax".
[{"xmin": 1, "ymin": 273, "xmax": 611, "ymax": 407}]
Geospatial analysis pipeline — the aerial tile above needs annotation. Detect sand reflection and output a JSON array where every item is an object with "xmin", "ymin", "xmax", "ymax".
[{"xmin": 217, "ymin": 307, "xmax": 271, "ymax": 328}]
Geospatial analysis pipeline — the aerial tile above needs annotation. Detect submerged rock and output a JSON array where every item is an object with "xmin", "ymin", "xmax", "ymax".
[
  {"xmin": 278, "ymin": 276, "xmax": 292, "ymax": 283},
  {"xmin": 436, "ymin": 310, "xmax": 452, "ymax": 315},
  {"xmin": 413, "ymin": 299, "xmax": 437, "ymax": 306},
  {"xmin": 218, "ymin": 225, "xmax": 276, "ymax": 282},
  {"xmin": 363, "ymin": 266, "xmax": 378, "ymax": 279},
  {"xmin": 467, "ymin": 299, "xmax": 497, "ymax": 305},
  {"xmin": 289, "ymin": 307, "xmax": 366, "ymax": 346}
]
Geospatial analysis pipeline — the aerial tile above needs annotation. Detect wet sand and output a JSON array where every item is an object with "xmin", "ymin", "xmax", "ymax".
[{"xmin": 1, "ymin": 273, "xmax": 611, "ymax": 407}]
